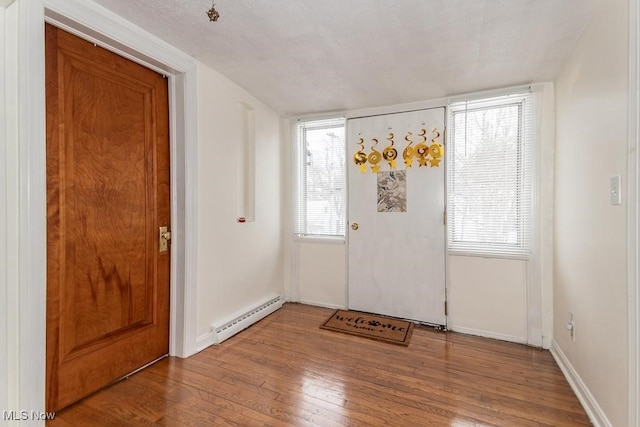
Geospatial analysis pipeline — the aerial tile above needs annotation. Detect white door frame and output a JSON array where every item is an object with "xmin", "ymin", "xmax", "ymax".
[
  {"xmin": 2, "ymin": 0, "xmax": 199, "ymax": 415},
  {"xmin": 628, "ymin": 1, "xmax": 639, "ymax": 425}
]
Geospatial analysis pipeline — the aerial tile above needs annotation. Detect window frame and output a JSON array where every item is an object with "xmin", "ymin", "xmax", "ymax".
[
  {"xmin": 447, "ymin": 94, "xmax": 535, "ymax": 259},
  {"xmin": 293, "ymin": 117, "xmax": 347, "ymax": 240}
]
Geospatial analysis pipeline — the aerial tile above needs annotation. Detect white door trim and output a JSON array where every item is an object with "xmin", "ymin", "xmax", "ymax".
[
  {"xmin": 3, "ymin": 0, "xmax": 48, "ymax": 416},
  {"xmin": 628, "ymin": 0, "xmax": 639, "ymax": 425},
  {"xmin": 6, "ymin": 0, "xmax": 199, "ymax": 415},
  {"xmin": 0, "ymin": 3, "xmax": 7, "ymax": 415}
]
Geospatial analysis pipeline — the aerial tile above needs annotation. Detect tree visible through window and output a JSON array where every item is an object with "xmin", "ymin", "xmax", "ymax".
[
  {"xmin": 447, "ymin": 95, "xmax": 534, "ymax": 257},
  {"xmin": 294, "ymin": 118, "xmax": 346, "ymax": 237}
]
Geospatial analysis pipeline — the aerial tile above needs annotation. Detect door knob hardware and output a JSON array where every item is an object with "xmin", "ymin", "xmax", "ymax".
[
  {"xmin": 351, "ymin": 223, "xmax": 359, "ymax": 230},
  {"xmin": 159, "ymin": 226, "xmax": 171, "ymax": 252}
]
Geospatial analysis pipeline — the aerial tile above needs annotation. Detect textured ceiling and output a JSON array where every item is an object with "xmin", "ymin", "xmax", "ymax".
[{"xmin": 91, "ymin": 0, "xmax": 597, "ymax": 116}]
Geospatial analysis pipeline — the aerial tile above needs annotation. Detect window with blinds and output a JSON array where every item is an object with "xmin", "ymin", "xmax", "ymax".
[
  {"xmin": 447, "ymin": 94, "xmax": 536, "ymax": 257},
  {"xmin": 293, "ymin": 118, "xmax": 346, "ymax": 238}
]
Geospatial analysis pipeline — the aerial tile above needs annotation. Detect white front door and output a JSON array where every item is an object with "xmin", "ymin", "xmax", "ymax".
[{"xmin": 347, "ymin": 108, "xmax": 446, "ymax": 325}]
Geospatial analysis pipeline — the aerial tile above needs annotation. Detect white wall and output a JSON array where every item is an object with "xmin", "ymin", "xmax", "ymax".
[
  {"xmin": 195, "ymin": 61, "xmax": 284, "ymax": 338},
  {"xmin": 448, "ymin": 256, "xmax": 528, "ymax": 343},
  {"xmin": 297, "ymin": 240, "xmax": 346, "ymax": 308},
  {"xmin": 554, "ymin": 0, "xmax": 629, "ymax": 424}
]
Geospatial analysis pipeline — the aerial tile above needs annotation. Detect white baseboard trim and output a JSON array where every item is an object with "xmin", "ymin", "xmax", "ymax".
[
  {"xmin": 195, "ymin": 331, "xmax": 216, "ymax": 353},
  {"xmin": 450, "ymin": 326, "xmax": 527, "ymax": 345},
  {"xmin": 298, "ymin": 299, "xmax": 346, "ymax": 310},
  {"xmin": 550, "ymin": 340, "xmax": 612, "ymax": 427}
]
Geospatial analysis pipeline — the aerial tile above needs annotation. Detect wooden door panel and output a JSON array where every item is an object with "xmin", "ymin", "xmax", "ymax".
[
  {"xmin": 61, "ymin": 56, "xmax": 153, "ymax": 352},
  {"xmin": 46, "ymin": 24, "xmax": 170, "ymax": 411}
]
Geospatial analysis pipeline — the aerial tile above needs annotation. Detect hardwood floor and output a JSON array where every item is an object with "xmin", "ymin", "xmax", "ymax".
[{"xmin": 48, "ymin": 303, "xmax": 591, "ymax": 426}]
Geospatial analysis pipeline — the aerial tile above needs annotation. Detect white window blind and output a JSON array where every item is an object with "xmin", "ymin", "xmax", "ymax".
[
  {"xmin": 447, "ymin": 93, "xmax": 537, "ymax": 257},
  {"xmin": 293, "ymin": 118, "xmax": 346, "ymax": 237}
]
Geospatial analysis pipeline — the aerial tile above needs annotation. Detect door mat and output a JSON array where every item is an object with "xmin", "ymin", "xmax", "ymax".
[{"xmin": 320, "ymin": 309, "xmax": 414, "ymax": 346}]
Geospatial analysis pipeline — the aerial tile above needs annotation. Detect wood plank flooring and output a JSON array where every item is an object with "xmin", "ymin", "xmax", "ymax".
[{"xmin": 47, "ymin": 303, "xmax": 591, "ymax": 426}]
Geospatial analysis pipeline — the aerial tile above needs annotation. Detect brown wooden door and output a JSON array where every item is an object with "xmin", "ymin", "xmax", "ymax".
[{"xmin": 45, "ymin": 24, "xmax": 171, "ymax": 412}]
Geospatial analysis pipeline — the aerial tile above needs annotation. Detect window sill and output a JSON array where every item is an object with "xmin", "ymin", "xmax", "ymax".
[
  {"xmin": 448, "ymin": 250, "xmax": 531, "ymax": 261},
  {"xmin": 297, "ymin": 235, "xmax": 345, "ymax": 245}
]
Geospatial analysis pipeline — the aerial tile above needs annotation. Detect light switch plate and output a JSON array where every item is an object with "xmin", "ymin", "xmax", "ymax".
[{"xmin": 610, "ymin": 175, "xmax": 622, "ymax": 205}]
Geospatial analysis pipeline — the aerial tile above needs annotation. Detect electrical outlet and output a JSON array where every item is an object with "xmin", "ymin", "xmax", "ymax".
[{"xmin": 610, "ymin": 175, "xmax": 622, "ymax": 205}]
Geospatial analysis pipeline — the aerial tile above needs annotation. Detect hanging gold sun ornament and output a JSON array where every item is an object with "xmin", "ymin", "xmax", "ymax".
[
  {"xmin": 428, "ymin": 128, "xmax": 444, "ymax": 167},
  {"xmin": 353, "ymin": 137, "xmax": 368, "ymax": 173},
  {"xmin": 368, "ymin": 138, "xmax": 382, "ymax": 173},
  {"xmin": 206, "ymin": 2, "xmax": 220, "ymax": 21},
  {"xmin": 382, "ymin": 132, "xmax": 398, "ymax": 169},
  {"xmin": 403, "ymin": 132, "xmax": 415, "ymax": 168},
  {"xmin": 415, "ymin": 128, "xmax": 430, "ymax": 167}
]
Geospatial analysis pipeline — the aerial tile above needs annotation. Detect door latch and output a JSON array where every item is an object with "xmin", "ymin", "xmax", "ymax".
[{"xmin": 159, "ymin": 226, "xmax": 171, "ymax": 252}]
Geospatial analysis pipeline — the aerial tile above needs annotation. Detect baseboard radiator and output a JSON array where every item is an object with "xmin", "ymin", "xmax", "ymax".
[{"xmin": 214, "ymin": 295, "xmax": 284, "ymax": 344}]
